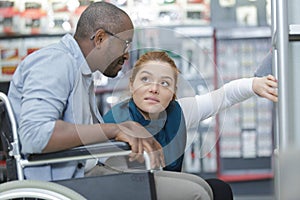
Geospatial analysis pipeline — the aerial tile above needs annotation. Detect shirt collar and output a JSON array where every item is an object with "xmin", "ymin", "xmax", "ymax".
[{"xmin": 61, "ymin": 34, "xmax": 92, "ymax": 76}]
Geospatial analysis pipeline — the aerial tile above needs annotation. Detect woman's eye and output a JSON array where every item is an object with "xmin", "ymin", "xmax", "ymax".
[
  {"xmin": 160, "ymin": 81, "xmax": 169, "ymax": 87},
  {"xmin": 141, "ymin": 77, "xmax": 150, "ymax": 83}
]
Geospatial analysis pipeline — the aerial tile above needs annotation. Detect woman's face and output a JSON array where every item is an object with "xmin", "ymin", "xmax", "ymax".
[{"xmin": 130, "ymin": 60, "xmax": 176, "ymax": 118}]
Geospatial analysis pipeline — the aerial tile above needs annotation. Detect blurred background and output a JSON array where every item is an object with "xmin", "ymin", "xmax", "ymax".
[{"xmin": 0, "ymin": 1, "xmax": 279, "ymax": 199}]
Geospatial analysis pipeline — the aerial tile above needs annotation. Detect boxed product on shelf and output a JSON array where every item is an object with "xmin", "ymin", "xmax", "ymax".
[
  {"xmin": 184, "ymin": 130, "xmax": 201, "ymax": 173},
  {"xmin": 0, "ymin": 0, "xmax": 20, "ymax": 34},
  {"xmin": 0, "ymin": 38, "xmax": 21, "ymax": 81},
  {"xmin": 71, "ymin": 0, "xmax": 91, "ymax": 32},
  {"xmin": 20, "ymin": 36, "xmax": 61, "ymax": 59},
  {"xmin": 184, "ymin": 3, "xmax": 210, "ymax": 25},
  {"xmin": 201, "ymin": 130, "xmax": 217, "ymax": 172},
  {"xmin": 16, "ymin": 0, "xmax": 49, "ymax": 34},
  {"xmin": 106, "ymin": 0, "xmax": 127, "ymax": 6},
  {"xmin": 0, "ymin": 35, "xmax": 61, "ymax": 82},
  {"xmin": 47, "ymin": 0, "xmax": 73, "ymax": 34},
  {"xmin": 187, "ymin": 0, "xmax": 204, "ymax": 3}
]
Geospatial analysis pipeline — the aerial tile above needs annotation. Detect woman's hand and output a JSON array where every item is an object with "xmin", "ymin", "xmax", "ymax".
[
  {"xmin": 253, "ymin": 74, "xmax": 278, "ymax": 102},
  {"xmin": 114, "ymin": 121, "xmax": 165, "ymax": 169}
]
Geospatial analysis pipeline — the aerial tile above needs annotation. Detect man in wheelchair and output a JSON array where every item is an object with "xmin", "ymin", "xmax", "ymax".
[{"xmin": 2, "ymin": 2, "xmax": 214, "ymax": 200}]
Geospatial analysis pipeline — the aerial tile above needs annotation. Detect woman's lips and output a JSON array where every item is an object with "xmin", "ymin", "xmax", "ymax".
[{"xmin": 144, "ymin": 97, "xmax": 160, "ymax": 103}]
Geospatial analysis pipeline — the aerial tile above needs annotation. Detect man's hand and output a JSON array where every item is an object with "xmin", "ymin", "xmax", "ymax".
[
  {"xmin": 115, "ymin": 121, "xmax": 165, "ymax": 169},
  {"xmin": 253, "ymin": 74, "xmax": 278, "ymax": 102}
]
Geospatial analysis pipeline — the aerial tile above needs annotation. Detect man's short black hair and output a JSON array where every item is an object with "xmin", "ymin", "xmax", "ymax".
[{"xmin": 74, "ymin": 2, "xmax": 131, "ymax": 40}]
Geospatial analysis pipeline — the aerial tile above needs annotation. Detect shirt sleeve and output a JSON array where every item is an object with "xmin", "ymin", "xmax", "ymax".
[
  {"xmin": 178, "ymin": 78, "xmax": 255, "ymax": 129},
  {"xmin": 18, "ymin": 49, "xmax": 75, "ymax": 154}
]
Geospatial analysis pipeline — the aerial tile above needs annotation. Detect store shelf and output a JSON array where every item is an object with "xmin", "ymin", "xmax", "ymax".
[
  {"xmin": 219, "ymin": 173, "xmax": 273, "ymax": 182},
  {"xmin": 0, "ymin": 33, "xmax": 65, "ymax": 39},
  {"xmin": 216, "ymin": 27, "xmax": 271, "ymax": 39},
  {"xmin": 215, "ymin": 27, "xmax": 274, "ymax": 182},
  {"xmin": 174, "ymin": 26, "xmax": 213, "ymax": 38},
  {"xmin": 289, "ymin": 24, "xmax": 300, "ymax": 41},
  {"xmin": 0, "ymin": 34, "xmax": 62, "ymax": 82}
]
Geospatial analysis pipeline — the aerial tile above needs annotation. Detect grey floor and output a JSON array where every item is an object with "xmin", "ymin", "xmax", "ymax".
[
  {"xmin": 229, "ymin": 178, "xmax": 274, "ymax": 200},
  {"xmin": 234, "ymin": 195, "xmax": 274, "ymax": 200}
]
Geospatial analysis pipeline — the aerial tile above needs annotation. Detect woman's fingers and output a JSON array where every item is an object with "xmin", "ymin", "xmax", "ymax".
[
  {"xmin": 253, "ymin": 75, "xmax": 278, "ymax": 102},
  {"xmin": 265, "ymin": 75, "xmax": 278, "ymax": 102}
]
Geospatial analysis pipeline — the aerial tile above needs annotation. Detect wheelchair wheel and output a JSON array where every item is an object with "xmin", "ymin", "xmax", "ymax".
[{"xmin": 0, "ymin": 180, "xmax": 86, "ymax": 200}]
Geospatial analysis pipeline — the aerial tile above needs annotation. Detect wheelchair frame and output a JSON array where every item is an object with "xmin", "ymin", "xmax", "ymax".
[{"xmin": 0, "ymin": 92, "xmax": 156, "ymax": 199}]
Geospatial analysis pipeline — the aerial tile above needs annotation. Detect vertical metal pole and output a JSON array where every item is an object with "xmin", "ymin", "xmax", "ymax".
[
  {"xmin": 271, "ymin": 0, "xmax": 278, "ymax": 152},
  {"xmin": 276, "ymin": 0, "xmax": 289, "ymax": 150},
  {"xmin": 271, "ymin": 0, "xmax": 280, "ymax": 198},
  {"xmin": 275, "ymin": 0, "xmax": 289, "ymax": 199}
]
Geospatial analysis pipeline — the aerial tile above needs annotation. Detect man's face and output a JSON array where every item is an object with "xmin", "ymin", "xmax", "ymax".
[
  {"xmin": 89, "ymin": 29, "xmax": 133, "ymax": 78},
  {"xmin": 102, "ymin": 53, "xmax": 129, "ymax": 77}
]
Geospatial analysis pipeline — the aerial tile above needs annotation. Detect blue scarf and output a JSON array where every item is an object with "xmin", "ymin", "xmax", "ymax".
[{"xmin": 103, "ymin": 98, "xmax": 186, "ymax": 172}]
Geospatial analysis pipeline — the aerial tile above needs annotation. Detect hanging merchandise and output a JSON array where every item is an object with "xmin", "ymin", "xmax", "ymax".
[
  {"xmin": 216, "ymin": 27, "xmax": 274, "ymax": 182},
  {"xmin": 187, "ymin": 0, "xmax": 204, "ymax": 3},
  {"xmin": 184, "ymin": 0, "xmax": 210, "ymax": 25},
  {"xmin": 0, "ymin": 39, "xmax": 20, "ymax": 81},
  {"xmin": 156, "ymin": 0, "xmax": 182, "ymax": 25},
  {"xmin": 265, "ymin": 0, "xmax": 271, "ymax": 26},
  {"xmin": 180, "ymin": 34, "xmax": 214, "ymax": 81},
  {"xmin": 201, "ymin": 130, "xmax": 217, "ymax": 172},
  {"xmin": 106, "ymin": 0, "xmax": 127, "ymax": 6},
  {"xmin": 48, "ymin": 0, "xmax": 73, "ymax": 34},
  {"xmin": 157, "ymin": 0, "xmax": 176, "ymax": 5},
  {"xmin": 241, "ymin": 129, "xmax": 256, "ymax": 158},
  {"xmin": 158, "ymin": 9, "xmax": 182, "ymax": 25},
  {"xmin": 17, "ymin": 0, "xmax": 49, "ymax": 34},
  {"xmin": 219, "ymin": 0, "xmax": 235, "ymax": 8},
  {"xmin": 176, "ymin": 27, "xmax": 215, "ymax": 173},
  {"xmin": 0, "ymin": 34, "xmax": 62, "ymax": 83},
  {"xmin": 236, "ymin": 5, "xmax": 258, "ymax": 26},
  {"xmin": 129, "ymin": 0, "xmax": 154, "ymax": 26},
  {"xmin": 184, "ymin": 131, "xmax": 201, "ymax": 173},
  {"xmin": 0, "ymin": 0, "xmax": 19, "ymax": 34},
  {"xmin": 181, "ymin": 40, "xmax": 200, "ymax": 80},
  {"xmin": 71, "ymin": 0, "xmax": 91, "ymax": 32}
]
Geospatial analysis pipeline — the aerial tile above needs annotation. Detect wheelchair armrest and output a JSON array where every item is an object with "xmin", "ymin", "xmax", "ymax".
[
  {"xmin": 27, "ymin": 141, "xmax": 131, "ymax": 161},
  {"xmin": 26, "ymin": 141, "xmax": 151, "ymax": 170}
]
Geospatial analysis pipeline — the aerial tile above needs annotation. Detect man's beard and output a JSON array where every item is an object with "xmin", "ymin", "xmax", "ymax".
[{"xmin": 103, "ymin": 56, "xmax": 125, "ymax": 77}]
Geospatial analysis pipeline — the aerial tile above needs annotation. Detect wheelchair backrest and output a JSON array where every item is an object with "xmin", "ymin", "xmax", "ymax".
[
  {"xmin": 0, "ymin": 102, "xmax": 14, "ymax": 155},
  {"xmin": 0, "ymin": 97, "xmax": 18, "ymax": 181}
]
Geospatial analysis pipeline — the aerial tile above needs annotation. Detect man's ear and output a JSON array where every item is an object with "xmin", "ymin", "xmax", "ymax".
[{"xmin": 93, "ymin": 29, "xmax": 106, "ymax": 47}]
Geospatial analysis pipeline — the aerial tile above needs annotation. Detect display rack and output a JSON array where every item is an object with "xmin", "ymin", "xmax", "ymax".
[
  {"xmin": 215, "ymin": 26, "xmax": 274, "ymax": 182},
  {"xmin": 0, "ymin": 0, "xmax": 211, "ymax": 83},
  {"xmin": 0, "ymin": 34, "xmax": 63, "ymax": 83},
  {"xmin": 0, "ymin": 0, "xmax": 211, "ymax": 36}
]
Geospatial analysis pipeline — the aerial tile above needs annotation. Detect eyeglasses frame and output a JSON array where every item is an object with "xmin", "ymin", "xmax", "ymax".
[{"xmin": 90, "ymin": 28, "xmax": 131, "ymax": 53}]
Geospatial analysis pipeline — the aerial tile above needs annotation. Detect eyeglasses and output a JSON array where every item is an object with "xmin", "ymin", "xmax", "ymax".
[{"xmin": 90, "ymin": 28, "xmax": 131, "ymax": 53}]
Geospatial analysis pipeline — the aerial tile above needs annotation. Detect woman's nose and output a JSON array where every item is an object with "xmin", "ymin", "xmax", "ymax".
[{"xmin": 149, "ymin": 82, "xmax": 159, "ymax": 94}]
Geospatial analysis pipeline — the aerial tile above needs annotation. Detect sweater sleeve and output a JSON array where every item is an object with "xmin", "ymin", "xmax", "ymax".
[{"xmin": 178, "ymin": 78, "xmax": 255, "ymax": 129}]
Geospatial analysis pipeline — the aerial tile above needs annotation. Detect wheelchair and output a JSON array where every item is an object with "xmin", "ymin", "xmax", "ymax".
[{"xmin": 0, "ymin": 92, "xmax": 157, "ymax": 200}]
